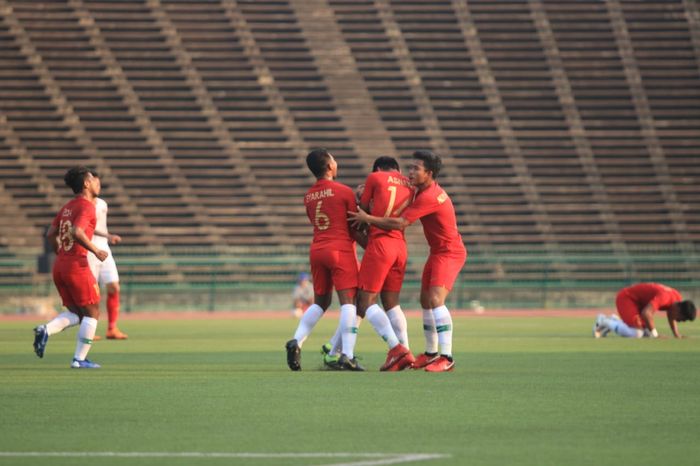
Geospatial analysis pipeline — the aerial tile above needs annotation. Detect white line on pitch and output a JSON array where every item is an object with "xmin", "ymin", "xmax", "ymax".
[{"xmin": 0, "ymin": 451, "xmax": 451, "ymax": 466}]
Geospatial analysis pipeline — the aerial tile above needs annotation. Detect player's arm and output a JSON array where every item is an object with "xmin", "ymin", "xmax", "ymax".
[
  {"xmin": 72, "ymin": 226, "xmax": 109, "ymax": 262},
  {"xmin": 640, "ymin": 303, "xmax": 659, "ymax": 338},
  {"xmin": 667, "ymin": 311, "xmax": 683, "ymax": 339},
  {"xmin": 348, "ymin": 207, "xmax": 409, "ymax": 232},
  {"xmin": 46, "ymin": 225, "xmax": 59, "ymax": 254},
  {"xmin": 94, "ymin": 229, "xmax": 122, "ymax": 245}
]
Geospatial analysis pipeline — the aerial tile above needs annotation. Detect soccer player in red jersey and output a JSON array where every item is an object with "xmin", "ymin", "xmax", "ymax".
[
  {"xmin": 593, "ymin": 283, "xmax": 696, "ymax": 338},
  {"xmin": 286, "ymin": 148, "xmax": 365, "ymax": 371},
  {"xmin": 356, "ymin": 156, "xmax": 416, "ymax": 371},
  {"xmin": 349, "ymin": 150, "xmax": 467, "ymax": 372},
  {"xmin": 33, "ymin": 166, "xmax": 109, "ymax": 368}
]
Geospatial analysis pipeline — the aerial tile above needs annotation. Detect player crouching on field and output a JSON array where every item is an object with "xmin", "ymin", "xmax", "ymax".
[{"xmin": 593, "ymin": 282, "xmax": 696, "ymax": 339}]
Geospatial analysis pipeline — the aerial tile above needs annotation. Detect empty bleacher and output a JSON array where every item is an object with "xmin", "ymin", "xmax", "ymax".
[{"xmin": 0, "ymin": 0, "xmax": 698, "ymax": 290}]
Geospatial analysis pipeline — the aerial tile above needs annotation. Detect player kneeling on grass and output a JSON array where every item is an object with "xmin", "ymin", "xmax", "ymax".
[
  {"xmin": 33, "ymin": 166, "xmax": 108, "ymax": 369},
  {"xmin": 593, "ymin": 282, "xmax": 696, "ymax": 339}
]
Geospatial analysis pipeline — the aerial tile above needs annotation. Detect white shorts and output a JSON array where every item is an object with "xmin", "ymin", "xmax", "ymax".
[{"xmin": 88, "ymin": 249, "xmax": 120, "ymax": 286}]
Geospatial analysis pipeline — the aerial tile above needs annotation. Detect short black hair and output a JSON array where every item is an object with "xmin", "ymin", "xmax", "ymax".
[
  {"xmin": 306, "ymin": 148, "xmax": 332, "ymax": 179},
  {"xmin": 679, "ymin": 300, "xmax": 696, "ymax": 321},
  {"xmin": 372, "ymin": 156, "xmax": 399, "ymax": 172},
  {"xmin": 64, "ymin": 166, "xmax": 96, "ymax": 194},
  {"xmin": 412, "ymin": 150, "xmax": 442, "ymax": 178}
]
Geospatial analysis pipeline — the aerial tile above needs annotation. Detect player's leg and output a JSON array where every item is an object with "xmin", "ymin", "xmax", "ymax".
[
  {"xmin": 286, "ymin": 252, "xmax": 331, "ymax": 370},
  {"xmin": 606, "ymin": 293, "xmax": 644, "ymax": 338},
  {"xmin": 68, "ymin": 271, "xmax": 102, "ymax": 368},
  {"xmin": 34, "ymin": 267, "xmax": 78, "ymax": 358},
  {"xmin": 102, "ymin": 255, "xmax": 127, "ymax": 339},
  {"xmin": 423, "ymin": 252, "xmax": 465, "ymax": 372},
  {"xmin": 381, "ymin": 243, "xmax": 410, "ymax": 348},
  {"xmin": 335, "ymin": 287, "xmax": 364, "ymax": 371},
  {"xmin": 71, "ymin": 302, "xmax": 101, "ymax": 368},
  {"xmin": 412, "ymin": 259, "xmax": 440, "ymax": 368}
]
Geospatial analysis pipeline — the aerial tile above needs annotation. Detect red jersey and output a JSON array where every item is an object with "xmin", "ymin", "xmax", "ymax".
[
  {"xmin": 51, "ymin": 196, "xmax": 97, "ymax": 260},
  {"xmin": 304, "ymin": 179, "xmax": 357, "ymax": 252},
  {"xmin": 402, "ymin": 182, "xmax": 466, "ymax": 255},
  {"xmin": 360, "ymin": 170, "xmax": 414, "ymax": 241},
  {"xmin": 620, "ymin": 283, "xmax": 682, "ymax": 313}
]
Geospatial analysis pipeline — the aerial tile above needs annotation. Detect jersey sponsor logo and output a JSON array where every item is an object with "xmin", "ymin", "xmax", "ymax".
[
  {"xmin": 305, "ymin": 188, "xmax": 334, "ymax": 204},
  {"xmin": 437, "ymin": 191, "xmax": 448, "ymax": 205}
]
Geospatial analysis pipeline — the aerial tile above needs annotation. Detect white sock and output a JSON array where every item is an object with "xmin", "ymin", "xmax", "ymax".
[
  {"xmin": 73, "ymin": 317, "xmax": 98, "ymax": 361},
  {"xmin": 293, "ymin": 304, "xmax": 324, "ymax": 346},
  {"xmin": 432, "ymin": 305, "xmax": 453, "ymax": 356},
  {"xmin": 366, "ymin": 304, "xmax": 400, "ymax": 348},
  {"xmin": 422, "ymin": 308, "xmax": 438, "ymax": 353},
  {"xmin": 607, "ymin": 317, "xmax": 643, "ymax": 338},
  {"xmin": 339, "ymin": 304, "xmax": 358, "ymax": 359},
  {"xmin": 330, "ymin": 315, "xmax": 362, "ymax": 355},
  {"xmin": 386, "ymin": 305, "xmax": 409, "ymax": 347},
  {"xmin": 329, "ymin": 321, "xmax": 342, "ymax": 355},
  {"xmin": 45, "ymin": 312, "xmax": 80, "ymax": 336}
]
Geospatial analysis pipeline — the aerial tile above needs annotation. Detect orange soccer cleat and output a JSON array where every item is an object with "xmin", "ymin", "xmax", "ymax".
[
  {"xmin": 105, "ymin": 328, "xmax": 129, "ymax": 340},
  {"xmin": 411, "ymin": 352, "xmax": 439, "ymax": 369},
  {"xmin": 385, "ymin": 349, "xmax": 416, "ymax": 372},
  {"xmin": 380, "ymin": 343, "xmax": 410, "ymax": 371},
  {"xmin": 424, "ymin": 355, "xmax": 455, "ymax": 372}
]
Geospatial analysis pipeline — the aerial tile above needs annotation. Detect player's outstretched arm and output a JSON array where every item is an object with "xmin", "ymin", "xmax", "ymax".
[{"xmin": 348, "ymin": 208, "xmax": 408, "ymax": 232}]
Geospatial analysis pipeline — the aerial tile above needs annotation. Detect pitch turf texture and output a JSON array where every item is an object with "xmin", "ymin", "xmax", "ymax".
[{"xmin": 1, "ymin": 314, "xmax": 699, "ymax": 466}]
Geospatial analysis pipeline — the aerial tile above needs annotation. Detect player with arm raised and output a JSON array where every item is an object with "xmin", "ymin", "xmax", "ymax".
[
  {"xmin": 33, "ymin": 166, "xmax": 109, "ymax": 369},
  {"xmin": 349, "ymin": 150, "xmax": 467, "ymax": 372},
  {"xmin": 285, "ymin": 148, "xmax": 364, "ymax": 371},
  {"xmin": 356, "ymin": 156, "xmax": 415, "ymax": 371},
  {"xmin": 88, "ymin": 182, "xmax": 128, "ymax": 340},
  {"xmin": 593, "ymin": 283, "xmax": 696, "ymax": 339}
]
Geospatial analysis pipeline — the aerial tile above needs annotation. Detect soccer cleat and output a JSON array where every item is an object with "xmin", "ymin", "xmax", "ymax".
[
  {"xmin": 320, "ymin": 342, "xmax": 332, "ymax": 356},
  {"xmin": 33, "ymin": 325, "xmax": 49, "ymax": 358},
  {"xmin": 285, "ymin": 339, "xmax": 301, "ymax": 371},
  {"xmin": 106, "ymin": 328, "xmax": 129, "ymax": 340},
  {"xmin": 322, "ymin": 354, "xmax": 342, "ymax": 370},
  {"xmin": 385, "ymin": 350, "xmax": 416, "ymax": 372},
  {"xmin": 70, "ymin": 358, "xmax": 101, "ymax": 369},
  {"xmin": 337, "ymin": 354, "xmax": 365, "ymax": 371},
  {"xmin": 593, "ymin": 314, "xmax": 610, "ymax": 339},
  {"xmin": 380, "ymin": 343, "xmax": 410, "ymax": 371},
  {"xmin": 424, "ymin": 355, "xmax": 455, "ymax": 372},
  {"xmin": 410, "ymin": 352, "xmax": 439, "ymax": 369}
]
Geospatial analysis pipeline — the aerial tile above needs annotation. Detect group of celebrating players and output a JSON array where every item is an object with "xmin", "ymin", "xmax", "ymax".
[
  {"xmin": 30, "ymin": 150, "xmax": 696, "ymax": 371},
  {"xmin": 286, "ymin": 148, "xmax": 466, "ymax": 372}
]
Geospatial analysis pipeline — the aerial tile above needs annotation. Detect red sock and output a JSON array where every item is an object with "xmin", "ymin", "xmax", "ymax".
[{"xmin": 107, "ymin": 291, "xmax": 120, "ymax": 330}]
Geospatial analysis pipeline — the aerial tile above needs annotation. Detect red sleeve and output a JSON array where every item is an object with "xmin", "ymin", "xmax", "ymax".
[
  {"xmin": 402, "ymin": 191, "xmax": 439, "ymax": 224},
  {"xmin": 360, "ymin": 173, "xmax": 376, "ymax": 208}
]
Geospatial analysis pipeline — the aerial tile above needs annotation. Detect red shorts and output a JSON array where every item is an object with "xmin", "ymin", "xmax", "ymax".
[
  {"xmin": 309, "ymin": 247, "xmax": 359, "ymax": 297},
  {"xmin": 53, "ymin": 257, "xmax": 101, "ymax": 308},
  {"xmin": 358, "ymin": 237, "xmax": 407, "ymax": 293},
  {"xmin": 615, "ymin": 290, "xmax": 644, "ymax": 329},
  {"xmin": 421, "ymin": 250, "xmax": 467, "ymax": 292}
]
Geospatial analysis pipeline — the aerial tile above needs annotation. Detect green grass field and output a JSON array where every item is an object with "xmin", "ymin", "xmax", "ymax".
[{"xmin": 1, "ymin": 314, "xmax": 699, "ymax": 466}]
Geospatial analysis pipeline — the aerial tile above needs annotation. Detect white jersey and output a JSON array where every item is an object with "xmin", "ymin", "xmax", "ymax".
[
  {"xmin": 92, "ymin": 197, "xmax": 110, "ymax": 250},
  {"xmin": 88, "ymin": 197, "xmax": 119, "ymax": 284}
]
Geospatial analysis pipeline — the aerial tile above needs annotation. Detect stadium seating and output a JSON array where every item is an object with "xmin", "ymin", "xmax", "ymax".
[{"xmin": 0, "ymin": 0, "xmax": 698, "ymax": 289}]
